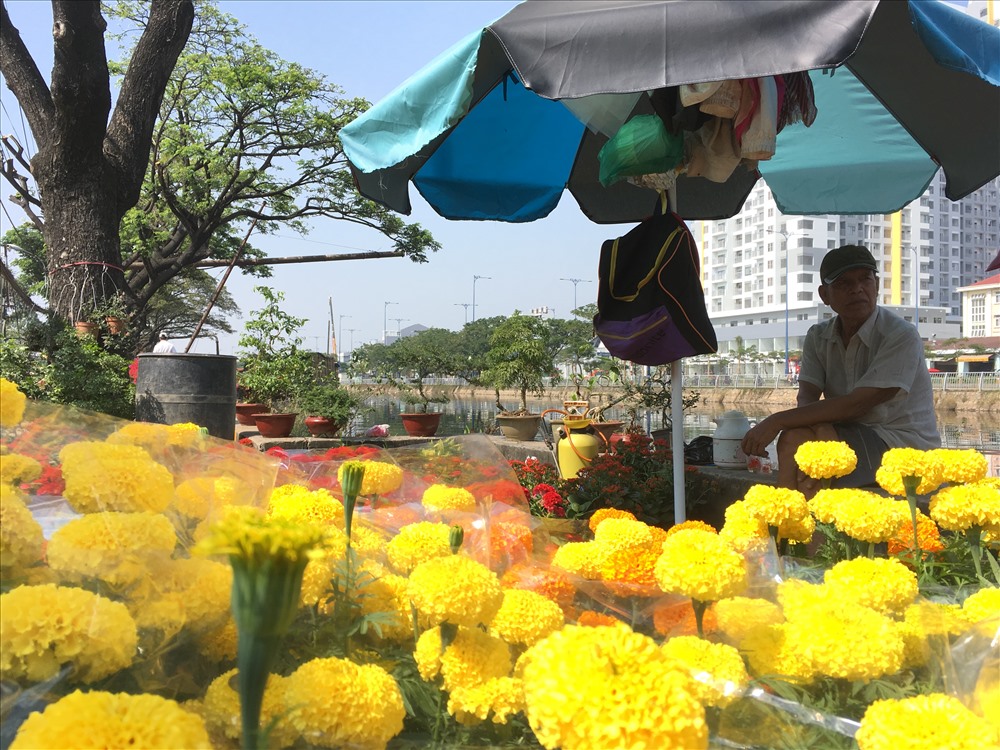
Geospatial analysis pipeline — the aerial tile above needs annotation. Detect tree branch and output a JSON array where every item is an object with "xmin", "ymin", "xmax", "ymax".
[{"xmin": 106, "ymin": 0, "xmax": 194, "ymax": 213}]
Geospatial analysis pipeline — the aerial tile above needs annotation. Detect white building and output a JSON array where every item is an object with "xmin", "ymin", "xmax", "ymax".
[
  {"xmin": 690, "ymin": 171, "xmax": 999, "ymax": 365},
  {"xmin": 956, "ymin": 273, "xmax": 1000, "ymax": 339}
]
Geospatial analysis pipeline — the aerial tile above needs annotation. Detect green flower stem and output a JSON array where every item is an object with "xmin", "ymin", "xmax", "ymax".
[
  {"xmin": 965, "ymin": 526, "xmax": 984, "ymax": 581},
  {"xmin": 902, "ymin": 475, "xmax": 922, "ymax": 572},
  {"xmin": 230, "ymin": 555, "xmax": 308, "ymax": 750},
  {"xmin": 867, "ymin": 542, "xmax": 876, "ymax": 559},
  {"xmin": 691, "ymin": 599, "xmax": 709, "ymax": 639}
]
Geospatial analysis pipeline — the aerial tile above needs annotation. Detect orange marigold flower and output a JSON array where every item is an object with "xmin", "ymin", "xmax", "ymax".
[
  {"xmin": 501, "ymin": 563, "xmax": 577, "ymax": 610},
  {"xmin": 887, "ymin": 510, "xmax": 944, "ymax": 561},
  {"xmin": 576, "ymin": 610, "xmax": 620, "ymax": 627},
  {"xmin": 666, "ymin": 520, "xmax": 718, "ymax": 537},
  {"xmin": 653, "ymin": 599, "xmax": 718, "ymax": 638}
]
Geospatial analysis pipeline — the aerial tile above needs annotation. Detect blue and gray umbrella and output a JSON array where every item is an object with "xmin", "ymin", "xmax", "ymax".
[{"xmin": 343, "ymin": 0, "xmax": 999, "ymax": 224}]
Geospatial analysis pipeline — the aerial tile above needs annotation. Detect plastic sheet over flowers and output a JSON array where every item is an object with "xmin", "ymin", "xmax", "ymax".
[{"xmin": 3, "ymin": 384, "xmax": 1000, "ymax": 750}]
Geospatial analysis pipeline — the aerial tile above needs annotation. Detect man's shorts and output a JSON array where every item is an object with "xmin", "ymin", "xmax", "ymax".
[{"xmin": 830, "ymin": 423, "xmax": 888, "ymax": 488}]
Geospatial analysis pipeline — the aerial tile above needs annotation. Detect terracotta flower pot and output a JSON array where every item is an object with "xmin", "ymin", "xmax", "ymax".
[
  {"xmin": 304, "ymin": 416, "xmax": 342, "ymax": 437},
  {"xmin": 496, "ymin": 414, "xmax": 543, "ymax": 441},
  {"xmin": 236, "ymin": 402, "xmax": 269, "ymax": 426},
  {"xmin": 591, "ymin": 420, "xmax": 624, "ymax": 447},
  {"xmin": 400, "ymin": 412, "xmax": 442, "ymax": 437},
  {"xmin": 105, "ymin": 316, "xmax": 126, "ymax": 334},
  {"xmin": 74, "ymin": 321, "xmax": 100, "ymax": 338},
  {"xmin": 252, "ymin": 412, "xmax": 296, "ymax": 438}
]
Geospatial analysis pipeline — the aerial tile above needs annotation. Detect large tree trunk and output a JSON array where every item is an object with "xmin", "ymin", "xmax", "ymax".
[{"xmin": 0, "ymin": 0, "xmax": 194, "ymax": 322}]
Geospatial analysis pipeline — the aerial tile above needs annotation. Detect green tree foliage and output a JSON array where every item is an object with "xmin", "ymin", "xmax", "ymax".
[
  {"xmin": 110, "ymin": 0, "xmax": 439, "ymax": 312},
  {"xmin": 482, "ymin": 312, "xmax": 556, "ymax": 413},
  {"xmin": 350, "ymin": 328, "xmax": 460, "ymax": 411},
  {"xmin": 236, "ymin": 286, "xmax": 313, "ymax": 408}
]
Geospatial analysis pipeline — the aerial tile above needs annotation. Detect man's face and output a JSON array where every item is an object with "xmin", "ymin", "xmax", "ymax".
[{"xmin": 818, "ymin": 268, "xmax": 879, "ymax": 324}]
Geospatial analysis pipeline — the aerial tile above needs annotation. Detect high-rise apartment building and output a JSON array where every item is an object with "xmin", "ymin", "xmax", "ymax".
[{"xmin": 691, "ymin": 172, "xmax": 998, "ymax": 361}]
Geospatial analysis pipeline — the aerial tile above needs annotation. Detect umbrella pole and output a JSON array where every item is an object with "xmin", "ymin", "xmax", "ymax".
[
  {"xmin": 671, "ymin": 360, "xmax": 686, "ymax": 523},
  {"xmin": 666, "ymin": 185, "xmax": 686, "ymax": 523}
]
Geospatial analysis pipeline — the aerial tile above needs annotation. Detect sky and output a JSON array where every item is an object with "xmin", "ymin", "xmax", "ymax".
[{"xmin": 0, "ymin": 0, "xmax": 616, "ymax": 356}]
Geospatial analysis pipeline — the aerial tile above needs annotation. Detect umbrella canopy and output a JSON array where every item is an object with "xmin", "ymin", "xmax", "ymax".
[{"xmin": 343, "ymin": 0, "xmax": 999, "ymax": 224}]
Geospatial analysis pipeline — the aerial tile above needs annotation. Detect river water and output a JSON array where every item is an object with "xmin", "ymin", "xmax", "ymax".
[{"xmin": 363, "ymin": 397, "xmax": 1000, "ymax": 452}]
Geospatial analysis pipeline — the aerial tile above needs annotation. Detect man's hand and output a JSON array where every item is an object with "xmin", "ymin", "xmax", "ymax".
[{"xmin": 741, "ymin": 415, "xmax": 782, "ymax": 457}]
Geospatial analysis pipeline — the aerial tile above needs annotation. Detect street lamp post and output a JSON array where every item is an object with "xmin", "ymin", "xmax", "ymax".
[
  {"xmin": 907, "ymin": 246, "xmax": 920, "ymax": 335},
  {"xmin": 383, "ymin": 301, "xmax": 397, "ymax": 343},
  {"xmin": 559, "ymin": 277, "xmax": 591, "ymax": 313},
  {"xmin": 472, "ymin": 275, "xmax": 491, "ymax": 322},
  {"xmin": 454, "ymin": 302, "xmax": 471, "ymax": 324},
  {"xmin": 767, "ymin": 229, "xmax": 802, "ymax": 377},
  {"xmin": 345, "ymin": 328, "xmax": 358, "ymax": 355},
  {"xmin": 338, "ymin": 314, "xmax": 351, "ymax": 351},
  {"xmin": 391, "ymin": 318, "xmax": 409, "ymax": 338}
]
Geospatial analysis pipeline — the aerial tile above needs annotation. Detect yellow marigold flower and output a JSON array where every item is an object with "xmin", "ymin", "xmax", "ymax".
[
  {"xmin": 742, "ymin": 484, "xmax": 810, "ymax": 528},
  {"xmin": 407, "ymin": 553, "xmax": 504, "ymax": 628},
  {"xmin": 422, "ymin": 483, "xmax": 477, "ymax": 512},
  {"xmin": 173, "ymin": 475, "xmax": 254, "ymax": 521},
  {"xmin": 490, "ymin": 588, "xmax": 565, "ymax": 647},
  {"xmin": 415, "ymin": 624, "xmax": 512, "ymax": 691},
  {"xmin": 888, "ymin": 508, "xmax": 944, "ymax": 558},
  {"xmin": 930, "ymin": 448, "xmax": 989, "ymax": 485},
  {"xmin": 194, "ymin": 505, "xmax": 326, "ymax": 563},
  {"xmin": 588, "ymin": 507, "xmax": 636, "ymax": 533},
  {"xmin": 972, "ymin": 656, "xmax": 1000, "ymax": 744},
  {"xmin": 0, "ymin": 452, "xmax": 41, "ymax": 486},
  {"xmin": 576, "ymin": 610, "xmax": 620, "ymax": 627},
  {"xmin": 106, "ymin": 421, "xmax": 169, "ymax": 448},
  {"xmin": 127, "ymin": 557, "xmax": 232, "ymax": 635},
  {"xmin": 714, "ymin": 596, "xmax": 784, "ymax": 645},
  {"xmin": 268, "ymin": 483, "xmax": 344, "ymax": 527},
  {"xmin": 794, "ymin": 440, "xmax": 857, "ymax": 480},
  {"xmin": 359, "ymin": 572, "xmax": 412, "ymax": 642},
  {"xmin": 962, "ymin": 588, "xmax": 1000, "ymax": 631},
  {"xmin": 550, "ymin": 540, "xmax": 603, "ymax": 579},
  {"xmin": 808, "ymin": 488, "xmax": 858, "ymax": 524},
  {"xmin": 740, "ymin": 622, "xmax": 816, "ymax": 683},
  {"xmin": 666, "ymin": 519, "xmax": 718, "ymax": 536},
  {"xmin": 9, "ymin": 690, "xmax": 211, "ymax": 750},
  {"xmin": 0, "ymin": 378, "xmax": 27, "ymax": 428},
  {"xmin": 594, "ymin": 517, "xmax": 664, "ymax": 591},
  {"xmin": 195, "ymin": 617, "xmax": 238, "ymax": 662},
  {"xmin": 59, "ymin": 441, "xmax": 174, "ymax": 513},
  {"xmin": 824, "ymin": 557, "xmax": 919, "ymax": 614},
  {"xmin": 339, "ymin": 460, "xmax": 403, "ymax": 497},
  {"xmin": 521, "ymin": 622, "xmax": 707, "ymax": 750},
  {"xmin": 386, "ymin": 521, "xmax": 452, "ymax": 575},
  {"xmin": 876, "ymin": 447, "xmax": 945, "ymax": 497},
  {"xmin": 856, "ymin": 693, "xmax": 995, "ymax": 750},
  {"xmin": 165, "ymin": 421, "xmax": 204, "ymax": 448},
  {"xmin": 655, "ymin": 528, "xmax": 748, "ymax": 603},
  {"xmin": 719, "ymin": 499, "xmax": 769, "ymax": 554},
  {"xmin": 448, "ymin": 676, "xmax": 525, "ymax": 726},
  {"xmin": 832, "ymin": 492, "xmax": 909, "ymax": 544},
  {"xmin": 0, "ymin": 483, "xmax": 44, "ymax": 570},
  {"xmin": 785, "ymin": 589, "xmax": 906, "ymax": 683},
  {"xmin": 202, "ymin": 668, "xmax": 296, "ymax": 748},
  {"xmin": 285, "ymin": 656, "xmax": 405, "ymax": 750},
  {"xmin": 501, "ymin": 563, "xmax": 577, "ymax": 611},
  {"xmin": 47, "ymin": 511, "xmax": 177, "ymax": 588},
  {"xmin": 661, "ymin": 635, "xmax": 749, "ymax": 707},
  {"xmin": 778, "ymin": 512, "xmax": 817, "ymax": 543},
  {"xmin": 0, "ymin": 583, "xmax": 137, "ymax": 683},
  {"xmin": 929, "ymin": 483, "xmax": 1000, "ymax": 532},
  {"xmin": 904, "ymin": 601, "xmax": 969, "ymax": 637}
]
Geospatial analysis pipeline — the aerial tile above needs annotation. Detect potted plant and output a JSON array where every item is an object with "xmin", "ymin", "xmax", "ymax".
[
  {"xmin": 236, "ymin": 287, "xmax": 313, "ymax": 438},
  {"xmin": 298, "ymin": 384, "xmax": 364, "ymax": 437},
  {"xmin": 94, "ymin": 293, "xmax": 130, "ymax": 335},
  {"xmin": 352, "ymin": 328, "xmax": 458, "ymax": 437},
  {"xmin": 482, "ymin": 312, "xmax": 556, "ymax": 441}
]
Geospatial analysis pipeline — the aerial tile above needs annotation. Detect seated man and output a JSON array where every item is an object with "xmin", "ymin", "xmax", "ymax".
[{"xmin": 741, "ymin": 244, "xmax": 940, "ymax": 495}]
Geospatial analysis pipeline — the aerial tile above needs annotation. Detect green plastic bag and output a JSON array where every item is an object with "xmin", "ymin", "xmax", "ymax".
[{"xmin": 598, "ymin": 114, "xmax": 684, "ymax": 187}]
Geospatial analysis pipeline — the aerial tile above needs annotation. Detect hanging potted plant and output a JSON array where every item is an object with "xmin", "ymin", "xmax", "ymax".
[
  {"xmin": 482, "ymin": 312, "xmax": 556, "ymax": 441},
  {"xmin": 298, "ymin": 384, "xmax": 364, "ymax": 438},
  {"xmin": 236, "ymin": 287, "xmax": 313, "ymax": 438}
]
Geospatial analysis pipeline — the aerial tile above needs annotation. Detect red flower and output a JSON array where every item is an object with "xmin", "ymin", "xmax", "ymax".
[{"xmin": 128, "ymin": 358, "xmax": 139, "ymax": 384}]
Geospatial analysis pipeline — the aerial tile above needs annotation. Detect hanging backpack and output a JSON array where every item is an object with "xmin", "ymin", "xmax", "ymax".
[{"xmin": 594, "ymin": 205, "xmax": 718, "ymax": 365}]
